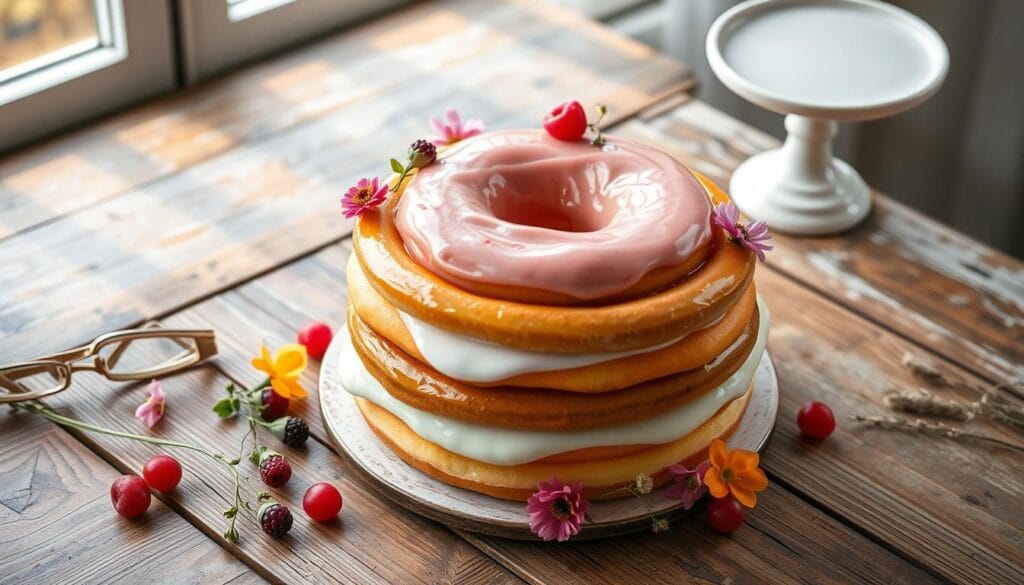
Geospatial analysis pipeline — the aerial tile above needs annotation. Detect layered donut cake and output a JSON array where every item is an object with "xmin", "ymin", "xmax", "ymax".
[{"xmin": 340, "ymin": 129, "xmax": 770, "ymax": 500}]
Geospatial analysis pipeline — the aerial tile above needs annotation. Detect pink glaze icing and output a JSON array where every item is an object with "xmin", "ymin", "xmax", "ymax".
[{"xmin": 394, "ymin": 129, "xmax": 712, "ymax": 300}]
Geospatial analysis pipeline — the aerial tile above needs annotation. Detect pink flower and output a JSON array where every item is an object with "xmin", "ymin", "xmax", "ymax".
[
  {"xmin": 712, "ymin": 202, "xmax": 773, "ymax": 262},
  {"xmin": 341, "ymin": 177, "xmax": 388, "ymax": 218},
  {"xmin": 665, "ymin": 460, "xmax": 710, "ymax": 510},
  {"xmin": 135, "ymin": 379, "xmax": 166, "ymax": 429},
  {"xmin": 428, "ymin": 109, "xmax": 485, "ymax": 146},
  {"xmin": 526, "ymin": 477, "xmax": 590, "ymax": 542}
]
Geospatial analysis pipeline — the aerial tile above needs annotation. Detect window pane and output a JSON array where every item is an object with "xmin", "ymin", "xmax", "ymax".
[
  {"xmin": 226, "ymin": 0, "xmax": 296, "ymax": 22},
  {"xmin": 0, "ymin": 0, "xmax": 100, "ymax": 82}
]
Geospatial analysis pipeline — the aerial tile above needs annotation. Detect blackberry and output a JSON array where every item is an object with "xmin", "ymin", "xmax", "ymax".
[{"xmin": 259, "ymin": 502, "xmax": 293, "ymax": 538}]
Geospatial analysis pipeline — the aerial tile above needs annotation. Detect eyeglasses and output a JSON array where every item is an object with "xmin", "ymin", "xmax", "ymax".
[{"xmin": 0, "ymin": 325, "xmax": 217, "ymax": 403}]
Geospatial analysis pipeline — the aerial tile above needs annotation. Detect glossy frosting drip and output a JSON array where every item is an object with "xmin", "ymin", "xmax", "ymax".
[
  {"xmin": 395, "ymin": 130, "xmax": 713, "ymax": 299},
  {"xmin": 339, "ymin": 299, "xmax": 770, "ymax": 465}
]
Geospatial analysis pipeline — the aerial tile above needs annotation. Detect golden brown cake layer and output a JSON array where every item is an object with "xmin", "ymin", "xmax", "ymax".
[
  {"xmin": 356, "ymin": 387, "xmax": 751, "ymax": 501},
  {"xmin": 348, "ymin": 303, "xmax": 758, "ymax": 430}
]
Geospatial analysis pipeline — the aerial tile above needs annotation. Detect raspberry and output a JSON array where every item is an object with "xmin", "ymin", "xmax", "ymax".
[
  {"xmin": 259, "ymin": 502, "xmax": 293, "ymax": 538},
  {"xmin": 261, "ymin": 388, "xmax": 290, "ymax": 421},
  {"xmin": 543, "ymin": 101, "xmax": 587, "ymax": 142},
  {"xmin": 797, "ymin": 401, "xmax": 836, "ymax": 439},
  {"xmin": 142, "ymin": 454, "xmax": 182, "ymax": 492},
  {"xmin": 706, "ymin": 496, "xmax": 746, "ymax": 533},
  {"xmin": 408, "ymin": 139, "xmax": 438, "ymax": 169},
  {"xmin": 297, "ymin": 322, "xmax": 333, "ymax": 360},
  {"xmin": 303, "ymin": 482, "xmax": 343, "ymax": 522},
  {"xmin": 110, "ymin": 475, "xmax": 151, "ymax": 519},
  {"xmin": 259, "ymin": 451, "xmax": 292, "ymax": 488}
]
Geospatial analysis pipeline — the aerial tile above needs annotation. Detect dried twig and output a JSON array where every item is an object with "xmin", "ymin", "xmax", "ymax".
[
  {"xmin": 884, "ymin": 388, "xmax": 1024, "ymax": 428},
  {"xmin": 850, "ymin": 415, "xmax": 1024, "ymax": 453}
]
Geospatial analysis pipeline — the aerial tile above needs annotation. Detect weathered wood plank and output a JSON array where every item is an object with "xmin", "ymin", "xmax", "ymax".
[
  {"xmin": 0, "ymin": 0, "xmax": 690, "ymax": 241},
  {"xmin": 41, "ymin": 365, "xmax": 522, "ymax": 585},
  {"xmin": 0, "ymin": 7, "xmax": 689, "ymax": 363},
  {"xmin": 0, "ymin": 408, "xmax": 257, "ymax": 585},
  {"xmin": 161, "ymin": 243, "xmax": 353, "ymax": 444},
  {"xmin": 182, "ymin": 241, "xmax": 956, "ymax": 584},
  {"xmin": 752, "ymin": 268, "xmax": 1022, "ymax": 585},
  {"xmin": 616, "ymin": 99, "xmax": 1024, "ymax": 383},
  {"xmin": 462, "ymin": 484, "xmax": 942, "ymax": 585}
]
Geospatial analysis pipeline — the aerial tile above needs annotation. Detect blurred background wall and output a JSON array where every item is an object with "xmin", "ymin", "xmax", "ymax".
[{"xmin": 560, "ymin": 0, "xmax": 1024, "ymax": 259}]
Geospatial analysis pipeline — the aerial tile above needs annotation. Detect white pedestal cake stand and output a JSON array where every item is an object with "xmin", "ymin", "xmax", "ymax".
[
  {"xmin": 319, "ymin": 326, "xmax": 779, "ymax": 540},
  {"xmin": 705, "ymin": 0, "xmax": 948, "ymax": 235}
]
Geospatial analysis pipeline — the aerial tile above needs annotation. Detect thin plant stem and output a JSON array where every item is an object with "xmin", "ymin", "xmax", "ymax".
[{"xmin": 21, "ymin": 402, "xmax": 253, "ymax": 542}]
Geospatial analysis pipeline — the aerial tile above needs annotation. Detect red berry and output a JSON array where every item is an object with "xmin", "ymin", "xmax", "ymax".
[
  {"xmin": 259, "ymin": 502, "xmax": 293, "ymax": 538},
  {"xmin": 706, "ymin": 496, "xmax": 746, "ymax": 533},
  {"xmin": 303, "ymin": 482, "xmax": 343, "ymax": 522},
  {"xmin": 298, "ymin": 322, "xmax": 333, "ymax": 360},
  {"xmin": 797, "ymin": 401, "xmax": 836, "ymax": 439},
  {"xmin": 110, "ymin": 475, "xmax": 151, "ymax": 519},
  {"xmin": 142, "ymin": 455, "xmax": 182, "ymax": 493},
  {"xmin": 261, "ymin": 388, "xmax": 290, "ymax": 421},
  {"xmin": 259, "ymin": 452, "xmax": 292, "ymax": 488},
  {"xmin": 543, "ymin": 101, "xmax": 588, "ymax": 142}
]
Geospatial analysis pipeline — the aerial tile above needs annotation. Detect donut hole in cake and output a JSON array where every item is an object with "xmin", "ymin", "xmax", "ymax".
[{"xmin": 477, "ymin": 165, "xmax": 630, "ymax": 233}]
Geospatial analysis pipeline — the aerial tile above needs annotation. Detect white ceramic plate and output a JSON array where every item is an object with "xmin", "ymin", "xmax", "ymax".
[{"xmin": 319, "ymin": 329, "xmax": 779, "ymax": 540}]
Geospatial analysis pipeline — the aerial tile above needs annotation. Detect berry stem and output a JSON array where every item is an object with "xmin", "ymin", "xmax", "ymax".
[{"xmin": 21, "ymin": 402, "xmax": 255, "ymax": 543}]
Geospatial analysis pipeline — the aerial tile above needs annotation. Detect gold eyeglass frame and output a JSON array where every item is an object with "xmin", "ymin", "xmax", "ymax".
[{"xmin": 0, "ymin": 324, "xmax": 217, "ymax": 403}]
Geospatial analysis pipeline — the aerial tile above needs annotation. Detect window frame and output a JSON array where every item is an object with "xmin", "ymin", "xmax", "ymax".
[
  {"xmin": 176, "ymin": 0, "xmax": 408, "ymax": 83},
  {"xmin": 0, "ymin": 0, "xmax": 175, "ymax": 153}
]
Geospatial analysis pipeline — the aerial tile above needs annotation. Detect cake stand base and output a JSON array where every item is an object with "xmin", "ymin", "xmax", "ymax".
[{"xmin": 318, "ymin": 327, "xmax": 779, "ymax": 540}]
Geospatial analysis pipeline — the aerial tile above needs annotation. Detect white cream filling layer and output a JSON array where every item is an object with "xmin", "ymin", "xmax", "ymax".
[
  {"xmin": 398, "ymin": 311, "xmax": 687, "ymax": 383},
  {"xmin": 340, "ymin": 299, "xmax": 770, "ymax": 466}
]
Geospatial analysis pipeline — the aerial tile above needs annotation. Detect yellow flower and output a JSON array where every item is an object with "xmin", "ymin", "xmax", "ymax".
[
  {"xmin": 703, "ymin": 438, "xmax": 768, "ymax": 508},
  {"xmin": 251, "ymin": 344, "xmax": 308, "ymax": 400}
]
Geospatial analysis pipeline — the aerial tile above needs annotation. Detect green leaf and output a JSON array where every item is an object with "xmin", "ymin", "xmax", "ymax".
[
  {"xmin": 390, "ymin": 158, "xmax": 405, "ymax": 174},
  {"xmin": 212, "ymin": 397, "xmax": 238, "ymax": 418}
]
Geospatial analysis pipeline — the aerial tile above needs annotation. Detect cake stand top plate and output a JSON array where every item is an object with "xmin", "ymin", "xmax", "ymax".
[{"xmin": 706, "ymin": 0, "xmax": 948, "ymax": 121}]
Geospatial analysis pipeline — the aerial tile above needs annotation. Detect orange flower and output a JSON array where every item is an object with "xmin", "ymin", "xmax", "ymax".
[
  {"xmin": 703, "ymin": 438, "xmax": 767, "ymax": 508},
  {"xmin": 251, "ymin": 344, "xmax": 308, "ymax": 400}
]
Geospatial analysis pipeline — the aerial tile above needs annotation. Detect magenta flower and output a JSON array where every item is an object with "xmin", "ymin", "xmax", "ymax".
[
  {"xmin": 428, "ymin": 108, "xmax": 485, "ymax": 147},
  {"xmin": 135, "ymin": 379, "xmax": 166, "ymax": 429},
  {"xmin": 341, "ymin": 177, "xmax": 388, "ymax": 219},
  {"xmin": 665, "ymin": 460, "xmax": 710, "ymax": 510},
  {"xmin": 526, "ymin": 477, "xmax": 590, "ymax": 542},
  {"xmin": 712, "ymin": 202, "xmax": 773, "ymax": 262}
]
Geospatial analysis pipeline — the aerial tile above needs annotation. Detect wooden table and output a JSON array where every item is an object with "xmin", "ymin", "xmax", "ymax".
[{"xmin": 1, "ymin": 2, "xmax": 1020, "ymax": 583}]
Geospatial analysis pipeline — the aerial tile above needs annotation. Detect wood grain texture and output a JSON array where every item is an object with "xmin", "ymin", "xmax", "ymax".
[
  {"xmin": 616, "ymin": 99, "xmax": 1024, "ymax": 383},
  {"xmin": 41, "ymin": 366, "xmax": 522, "ymax": 585},
  {"xmin": 0, "ymin": 0, "xmax": 691, "ymax": 242},
  {"xmin": 752, "ymin": 268, "xmax": 1023, "ymax": 584},
  {"xmin": 461, "ymin": 483, "xmax": 943, "ymax": 585},
  {"xmin": 0, "ymin": 408, "xmax": 256, "ymax": 585},
  {"xmin": 180, "ymin": 240, "xmax": 948, "ymax": 584}
]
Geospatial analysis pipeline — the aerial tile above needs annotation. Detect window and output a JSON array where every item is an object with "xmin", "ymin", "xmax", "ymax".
[
  {"xmin": 176, "ymin": 0, "xmax": 408, "ymax": 83},
  {"xmin": 0, "ymin": 0, "xmax": 409, "ymax": 152},
  {"xmin": 0, "ymin": 0, "xmax": 174, "ymax": 152}
]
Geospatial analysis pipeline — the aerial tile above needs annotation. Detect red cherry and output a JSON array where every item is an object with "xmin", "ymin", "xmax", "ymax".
[
  {"xmin": 543, "ymin": 101, "xmax": 588, "ymax": 142},
  {"xmin": 111, "ymin": 475, "xmax": 151, "ymax": 519},
  {"xmin": 298, "ymin": 322, "xmax": 333, "ymax": 360},
  {"xmin": 142, "ymin": 455, "xmax": 182, "ymax": 492},
  {"xmin": 303, "ymin": 482, "xmax": 343, "ymax": 522},
  {"xmin": 261, "ymin": 388, "xmax": 290, "ymax": 421},
  {"xmin": 706, "ymin": 496, "xmax": 746, "ymax": 533},
  {"xmin": 797, "ymin": 401, "xmax": 836, "ymax": 439}
]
